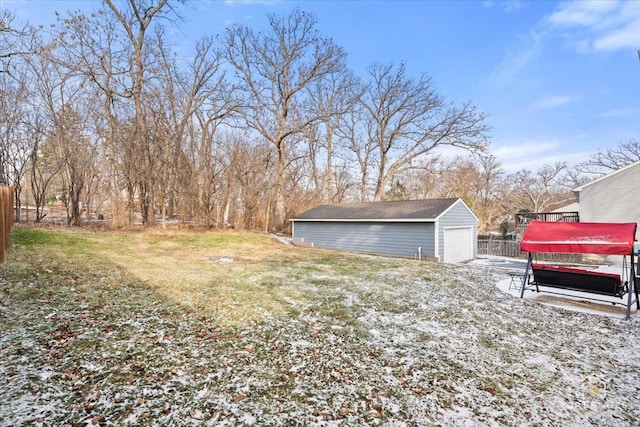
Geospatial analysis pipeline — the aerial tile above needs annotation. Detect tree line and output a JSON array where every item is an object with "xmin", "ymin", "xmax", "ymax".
[{"xmin": 0, "ymin": 1, "xmax": 638, "ymax": 233}]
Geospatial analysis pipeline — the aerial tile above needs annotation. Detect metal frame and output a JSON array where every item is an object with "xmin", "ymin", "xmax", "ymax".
[{"xmin": 520, "ymin": 252, "xmax": 639, "ymax": 319}]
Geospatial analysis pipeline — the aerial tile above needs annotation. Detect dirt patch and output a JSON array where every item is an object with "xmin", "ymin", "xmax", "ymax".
[{"xmin": 202, "ymin": 256, "xmax": 245, "ymax": 263}]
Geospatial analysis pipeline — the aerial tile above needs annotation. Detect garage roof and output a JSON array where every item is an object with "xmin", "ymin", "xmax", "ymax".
[{"xmin": 292, "ymin": 198, "xmax": 467, "ymax": 221}]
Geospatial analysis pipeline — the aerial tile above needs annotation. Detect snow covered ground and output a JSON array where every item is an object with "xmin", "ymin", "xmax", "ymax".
[{"xmin": 2, "ymin": 253, "xmax": 640, "ymax": 425}]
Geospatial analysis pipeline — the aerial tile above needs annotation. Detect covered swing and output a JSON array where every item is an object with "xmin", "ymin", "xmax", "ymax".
[{"xmin": 519, "ymin": 220, "xmax": 639, "ymax": 319}]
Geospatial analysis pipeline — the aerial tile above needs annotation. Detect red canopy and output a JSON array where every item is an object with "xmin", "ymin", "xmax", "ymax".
[{"xmin": 520, "ymin": 220, "xmax": 637, "ymax": 255}]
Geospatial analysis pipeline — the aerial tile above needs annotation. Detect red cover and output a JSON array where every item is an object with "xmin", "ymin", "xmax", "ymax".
[
  {"xmin": 531, "ymin": 263, "xmax": 621, "ymax": 281},
  {"xmin": 520, "ymin": 220, "xmax": 637, "ymax": 255}
]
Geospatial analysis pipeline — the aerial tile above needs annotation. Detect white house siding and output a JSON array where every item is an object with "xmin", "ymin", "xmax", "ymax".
[
  {"xmin": 437, "ymin": 201, "xmax": 478, "ymax": 262},
  {"xmin": 292, "ymin": 222, "xmax": 436, "ymax": 258},
  {"xmin": 577, "ymin": 163, "xmax": 640, "ymax": 241}
]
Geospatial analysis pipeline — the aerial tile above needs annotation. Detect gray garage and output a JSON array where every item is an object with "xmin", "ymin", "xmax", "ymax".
[{"xmin": 291, "ymin": 198, "xmax": 477, "ymax": 262}]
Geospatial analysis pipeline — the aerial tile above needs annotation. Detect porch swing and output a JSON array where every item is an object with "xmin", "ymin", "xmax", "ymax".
[{"xmin": 519, "ymin": 220, "xmax": 639, "ymax": 319}]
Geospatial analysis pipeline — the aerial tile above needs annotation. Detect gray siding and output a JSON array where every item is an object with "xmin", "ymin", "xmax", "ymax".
[
  {"xmin": 437, "ymin": 201, "xmax": 478, "ymax": 261},
  {"xmin": 293, "ymin": 222, "xmax": 436, "ymax": 258},
  {"xmin": 578, "ymin": 164, "xmax": 640, "ymax": 241}
]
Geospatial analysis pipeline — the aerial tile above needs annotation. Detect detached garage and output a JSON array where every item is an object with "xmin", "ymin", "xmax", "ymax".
[{"xmin": 291, "ymin": 198, "xmax": 477, "ymax": 263}]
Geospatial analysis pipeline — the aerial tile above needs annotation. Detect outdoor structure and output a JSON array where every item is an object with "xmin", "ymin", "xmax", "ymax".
[
  {"xmin": 290, "ymin": 198, "xmax": 477, "ymax": 263},
  {"xmin": 519, "ymin": 220, "xmax": 638, "ymax": 319},
  {"xmin": 573, "ymin": 160, "xmax": 640, "ymax": 241},
  {"xmin": 515, "ymin": 210, "xmax": 579, "ymax": 230},
  {"xmin": 0, "ymin": 186, "xmax": 14, "ymax": 264}
]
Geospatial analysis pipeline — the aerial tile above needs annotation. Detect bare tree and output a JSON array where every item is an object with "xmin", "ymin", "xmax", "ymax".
[
  {"xmin": 360, "ymin": 62, "xmax": 490, "ymax": 201},
  {"xmin": 511, "ymin": 162, "xmax": 569, "ymax": 213},
  {"xmin": 152, "ymin": 32, "xmax": 234, "ymax": 227},
  {"xmin": 339, "ymin": 104, "xmax": 375, "ymax": 201},
  {"xmin": 574, "ymin": 139, "xmax": 640, "ymax": 178},
  {"xmin": 187, "ymin": 111, "xmax": 228, "ymax": 228},
  {"xmin": 1, "ymin": 10, "xmax": 37, "ymax": 78},
  {"xmin": 0, "ymin": 13, "xmax": 39, "ymax": 219},
  {"xmin": 50, "ymin": 104, "xmax": 98, "ymax": 226},
  {"xmin": 306, "ymin": 68, "xmax": 361, "ymax": 202},
  {"xmin": 229, "ymin": 138, "xmax": 274, "ymax": 230},
  {"xmin": 224, "ymin": 8, "xmax": 347, "ymax": 231},
  {"xmin": 56, "ymin": 7, "xmax": 138, "ymax": 225},
  {"xmin": 395, "ymin": 156, "xmax": 443, "ymax": 200},
  {"xmin": 103, "ymin": 0, "xmax": 183, "ymax": 225},
  {"xmin": 438, "ymin": 155, "xmax": 510, "ymax": 234},
  {"xmin": 26, "ymin": 109, "xmax": 61, "ymax": 222},
  {"xmin": 0, "ymin": 64, "xmax": 30, "ymax": 200},
  {"xmin": 26, "ymin": 34, "xmax": 101, "ymax": 226}
]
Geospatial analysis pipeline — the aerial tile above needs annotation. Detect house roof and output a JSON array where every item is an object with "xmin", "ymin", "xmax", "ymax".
[
  {"xmin": 573, "ymin": 159, "xmax": 640, "ymax": 192},
  {"xmin": 551, "ymin": 202, "xmax": 579, "ymax": 213},
  {"xmin": 291, "ymin": 198, "xmax": 470, "ymax": 222}
]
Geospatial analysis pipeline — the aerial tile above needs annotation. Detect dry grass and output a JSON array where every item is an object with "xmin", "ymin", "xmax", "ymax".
[{"xmin": 1, "ymin": 225, "xmax": 640, "ymax": 426}]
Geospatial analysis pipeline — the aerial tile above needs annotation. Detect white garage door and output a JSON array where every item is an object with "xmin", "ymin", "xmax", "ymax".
[{"xmin": 443, "ymin": 227, "xmax": 473, "ymax": 263}]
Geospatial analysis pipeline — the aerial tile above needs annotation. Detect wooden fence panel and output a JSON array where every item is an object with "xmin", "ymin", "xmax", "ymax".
[
  {"xmin": 478, "ymin": 240, "xmax": 523, "ymax": 258},
  {"xmin": 0, "ymin": 186, "xmax": 14, "ymax": 264},
  {"xmin": 477, "ymin": 239, "xmax": 582, "ymax": 263}
]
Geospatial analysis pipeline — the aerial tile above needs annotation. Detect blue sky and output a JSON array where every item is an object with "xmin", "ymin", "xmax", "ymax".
[{"xmin": 4, "ymin": 0, "xmax": 640, "ymax": 173}]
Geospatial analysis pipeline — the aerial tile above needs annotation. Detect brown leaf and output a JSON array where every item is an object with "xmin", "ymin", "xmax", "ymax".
[
  {"xmin": 370, "ymin": 407, "xmax": 382, "ymax": 418},
  {"xmin": 189, "ymin": 409, "xmax": 204, "ymax": 420},
  {"xmin": 484, "ymin": 385, "xmax": 497, "ymax": 395},
  {"xmin": 87, "ymin": 386, "xmax": 101, "ymax": 402},
  {"xmin": 338, "ymin": 407, "xmax": 355, "ymax": 417},
  {"xmin": 196, "ymin": 330, "xmax": 221, "ymax": 341},
  {"xmin": 89, "ymin": 414, "xmax": 104, "ymax": 425}
]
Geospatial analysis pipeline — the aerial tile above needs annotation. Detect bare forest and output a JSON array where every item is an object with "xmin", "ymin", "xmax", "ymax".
[{"xmin": 1, "ymin": 1, "xmax": 638, "ymax": 233}]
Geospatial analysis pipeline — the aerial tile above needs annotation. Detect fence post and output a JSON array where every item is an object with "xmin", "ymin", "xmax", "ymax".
[{"xmin": 0, "ymin": 186, "xmax": 14, "ymax": 264}]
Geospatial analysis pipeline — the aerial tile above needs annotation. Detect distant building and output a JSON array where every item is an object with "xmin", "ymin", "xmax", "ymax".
[
  {"xmin": 573, "ymin": 160, "xmax": 640, "ymax": 241},
  {"xmin": 290, "ymin": 198, "xmax": 477, "ymax": 263}
]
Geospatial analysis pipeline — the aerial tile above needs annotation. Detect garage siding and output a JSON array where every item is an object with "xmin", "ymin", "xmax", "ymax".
[
  {"xmin": 437, "ymin": 202, "xmax": 478, "ymax": 261},
  {"xmin": 293, "ymin": 222, "xmax": 435, "ymax": 258}
]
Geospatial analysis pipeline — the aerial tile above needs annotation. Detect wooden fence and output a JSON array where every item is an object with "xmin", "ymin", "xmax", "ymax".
[
  {"xmin": 0, "ymin": 186, "xmax": 14, "ymax": 264},
  {"xmin": 477, "ymin": 239, "xmax": 582, "ymax": 263},
  {"xmin": 478, "ymin": 239, "xmax": 523, "ymax": 258}
]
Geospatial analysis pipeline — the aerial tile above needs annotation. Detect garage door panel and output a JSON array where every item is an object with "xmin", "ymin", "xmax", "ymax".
[{"xmin": 444, "ymin": 227, "xmax": 472, "ymax": 263}]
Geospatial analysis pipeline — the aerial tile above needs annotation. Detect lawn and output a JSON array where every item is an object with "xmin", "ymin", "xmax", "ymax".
[{"xmin": 1, "ymin": 225, "xmax": 639, "ymax": 426}]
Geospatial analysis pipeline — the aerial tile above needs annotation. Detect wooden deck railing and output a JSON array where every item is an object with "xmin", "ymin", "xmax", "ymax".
[{"xmin": 515, "ymin": 211, "xmax": 579, "ymax": 229}]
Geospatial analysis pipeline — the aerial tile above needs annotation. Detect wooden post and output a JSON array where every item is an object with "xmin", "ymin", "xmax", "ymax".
[
  {"xmin": 0, "ymin": 186, "xmax": 15, "ymax": 264},
  {"xmin": 0, "ymin": 188, "xmax": 5, "ymax": 264}
]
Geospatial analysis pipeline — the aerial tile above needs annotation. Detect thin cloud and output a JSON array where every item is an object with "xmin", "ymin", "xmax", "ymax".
[
  {"xmin": 546, "ymin": 0, "xmax": 640, "ymax": 52},
  {"xmin": 547, "ymin": 1, "xmax": 619, "ymax": 28},
  {"xmin": 532, "ymin": 95, "xmax": 576, "ymax": 110},
  {"xmin": 599, "ymin": 107, "xmax": 640, "ymax": 118},
  {"xmin": 492, "ymin": 138, "xmax": 599, "ymax": 173},
  {"xmin": 488, "ymin": 30, "xmax": 542, "ymax": 84},
  {"xmin": 224, "ymin": 0, "xmax": 281, "ymax": 5},
  {"xmin": 497, "ymin": 146, "xmax": 594, "ymax": 173},
  {"xmin": 593, "ymin": 19, "xmax": 640, "ymax": 51},
  {"xmin": 483, "ymin": 0, "xmax": 524, "ymax": 13},
  {"xmin": 493, "ymin": 140, "xmax": 559, "ymax": 161}
]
